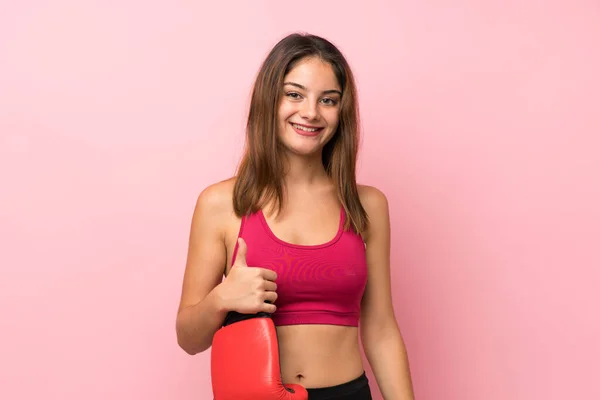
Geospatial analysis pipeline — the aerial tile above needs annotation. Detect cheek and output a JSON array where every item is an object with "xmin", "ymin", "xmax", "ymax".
[
  {"xmin": 278, "ymin": 102, "xmax": 296, "ymax": 121},
  {"xmin": 325, "ymin": 110, "xmax": 341, "ymax": 128}
]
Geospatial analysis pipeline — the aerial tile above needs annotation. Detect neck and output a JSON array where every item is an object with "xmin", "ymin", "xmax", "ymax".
[{"xmin": 282, "ymin": 151, "xmax": 329, "ymax": 187}]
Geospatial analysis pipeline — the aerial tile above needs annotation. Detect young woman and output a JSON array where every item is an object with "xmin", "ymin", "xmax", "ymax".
[{"xmin": 176, "ymin": 33, "xmax": 415, "ymax": 400}]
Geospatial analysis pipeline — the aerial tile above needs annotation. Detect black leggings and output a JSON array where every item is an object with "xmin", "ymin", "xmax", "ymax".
[{"xmin": 306, "ymin": 372, "xmax": 372, "ymax": 400}]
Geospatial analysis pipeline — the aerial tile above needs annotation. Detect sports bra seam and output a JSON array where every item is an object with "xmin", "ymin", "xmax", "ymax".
[
  {"xmin": 274, "ymin": 310, "xmax": 359, "ymax": 316},
  {"xmin": 258, "ymin": 208, "xmax": 346, "ymax": 250},
  {"xmin": 230, "ymin": 214, "xmax": 246, "ymax": 268}
]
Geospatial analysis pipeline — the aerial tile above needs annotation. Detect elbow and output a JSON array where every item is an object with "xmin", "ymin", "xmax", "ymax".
[
  {"xmin": 176, "ymin": 331, "xmax": 212, "ymax": 355},
  {"xmin": 175, "ymin": 316, "xmax": 212, "ymax": 355},
  {"xmin": 178, "ymin": 340, "xmax": 204, "ymax": 356},
  {"xmin": 179, "ymin": 343, "xmax": 197, "ymax": 355}
]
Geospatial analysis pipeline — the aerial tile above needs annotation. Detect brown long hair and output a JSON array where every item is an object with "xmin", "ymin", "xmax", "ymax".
[{"xmin": 233, "ymin": 33, "xmax": 368, "ymax": 234}]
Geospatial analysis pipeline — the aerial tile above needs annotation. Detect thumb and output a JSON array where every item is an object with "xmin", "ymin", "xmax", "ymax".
[{"xmin": 235, "ymin": 238, "xmax": 248, "ymax": 267}]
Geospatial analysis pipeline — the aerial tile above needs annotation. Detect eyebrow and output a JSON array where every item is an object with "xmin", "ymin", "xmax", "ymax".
[{"xmin": 284, "ymin": 81, "xmax": 342, "ymax": 96}]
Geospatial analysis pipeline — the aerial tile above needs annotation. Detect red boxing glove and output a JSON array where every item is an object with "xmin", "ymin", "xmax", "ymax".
[{"xmin": 211, "ymin": 312, "xmax": 308, "ymax": 400}]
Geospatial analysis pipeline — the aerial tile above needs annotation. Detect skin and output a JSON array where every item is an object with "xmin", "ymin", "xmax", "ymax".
[{"xmin": 176, "ymin": 57, "xmax": 415, "ymax": 398}]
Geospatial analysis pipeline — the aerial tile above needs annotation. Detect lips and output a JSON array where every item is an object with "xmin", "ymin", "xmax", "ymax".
[{"xmin": 290, "ymin": 122, "xmax": 324, "ymax": 137}]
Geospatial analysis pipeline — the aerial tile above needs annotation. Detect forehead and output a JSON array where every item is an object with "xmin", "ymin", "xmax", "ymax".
[{"xmin": 284, "ymin": 57, "xmax": 341, "ymax": 91}]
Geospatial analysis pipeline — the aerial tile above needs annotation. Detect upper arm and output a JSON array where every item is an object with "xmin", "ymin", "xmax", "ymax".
[
  {"xmin": 359, "ymin": 185, "xmax": 398, "ymax": 334},
  {"xmin": 177, "ymin": 180, "xmax": 233, "ymax": 312}
]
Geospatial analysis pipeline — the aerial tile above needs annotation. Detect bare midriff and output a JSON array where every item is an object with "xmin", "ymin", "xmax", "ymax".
[{"xmin": 276, "ymin": 324, "xmax": 365, "ymax": 388}]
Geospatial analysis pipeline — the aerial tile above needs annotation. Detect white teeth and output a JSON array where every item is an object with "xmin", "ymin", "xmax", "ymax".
[{"xmin": 292, "ymin": 123, "xmax": 319, "ymax": 132}]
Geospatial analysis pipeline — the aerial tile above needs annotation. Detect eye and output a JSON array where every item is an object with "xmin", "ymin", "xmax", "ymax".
[
  {"xmin": 285, "ymin": 92, "xmax": 302, "ymax": 100},
  {"xmin": 320, "ymin": 97, "xmax": 338, "ymax": 106}
]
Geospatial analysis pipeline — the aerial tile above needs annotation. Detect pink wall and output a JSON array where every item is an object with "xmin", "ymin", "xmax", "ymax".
[{"xmin": 1, "ymin": 1, "xmax": 599, "ymax": 399}]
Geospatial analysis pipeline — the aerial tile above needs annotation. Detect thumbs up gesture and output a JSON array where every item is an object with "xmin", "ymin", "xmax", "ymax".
[{"xmin": 217, "ymin": 238, "xmax": 278, "ymax": 314}]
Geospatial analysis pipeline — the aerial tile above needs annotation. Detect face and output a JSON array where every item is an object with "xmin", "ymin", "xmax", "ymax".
[{"xmin": 277, "ymin": 57, "xmax": 342, "ymax": 157}]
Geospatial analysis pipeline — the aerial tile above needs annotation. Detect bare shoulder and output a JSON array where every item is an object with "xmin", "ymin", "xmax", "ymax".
[
  {"xmin": 357, "ymin": 184, "xmax": 390, "ymax": 241},
  {"xmin": 191, "ymin": 177, "xmax": 237, "ymax": 235},
  {"xmin": 196, "ymin": 177, "xmax": 236, "ymax": 211},
  {"xmin": 358, "ymin": 184, "xmax": 389, "ymax": 216},
  {"xmin": 178, "ymin": 177, "xmax": 237, "ymax": 311}
]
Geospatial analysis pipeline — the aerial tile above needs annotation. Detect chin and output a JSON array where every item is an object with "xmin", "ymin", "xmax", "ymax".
[
  {"xmin": 280, "ymin": 140, "xmax": 323, "ymax": 157},
  {"xmin": 286, "ymin": 146, "xmax": 322, "ymax": 157}
]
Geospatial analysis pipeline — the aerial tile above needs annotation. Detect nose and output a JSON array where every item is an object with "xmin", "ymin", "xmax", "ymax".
[{"xmin": 299, "ymin": 99, "xmax": 320, "ymax": 121}]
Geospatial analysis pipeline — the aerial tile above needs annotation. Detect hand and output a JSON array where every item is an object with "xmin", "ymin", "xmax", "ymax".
[{"xmin": 217, "ymin": 238, "xmax": 278, "ymax": 314}]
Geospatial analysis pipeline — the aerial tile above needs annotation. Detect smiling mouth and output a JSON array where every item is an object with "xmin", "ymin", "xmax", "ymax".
[{"xmin": 290, "ymin": 122, "xmax": 324, "ymax": 133}]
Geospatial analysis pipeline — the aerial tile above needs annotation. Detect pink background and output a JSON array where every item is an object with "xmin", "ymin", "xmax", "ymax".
[{"xmin": 1, "ymin": 1, "xmax": 599, "ymax": 399}]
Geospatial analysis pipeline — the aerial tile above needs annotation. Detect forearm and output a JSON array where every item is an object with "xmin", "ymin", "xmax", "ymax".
[
  {"xmin": 176, "ymin": 285, "xmax": 228, "ymax": 355},
  {"xmin": 364, "ymin": 326, "xmax": 415, "ymax": 400}
]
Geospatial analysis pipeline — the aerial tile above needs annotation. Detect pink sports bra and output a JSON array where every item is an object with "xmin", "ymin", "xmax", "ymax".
[{"xmin": 230, "ymin": 207, "xmax": 368, "ymax": 327}]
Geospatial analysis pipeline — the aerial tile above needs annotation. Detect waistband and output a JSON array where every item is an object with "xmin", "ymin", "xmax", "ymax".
[{"xmin": 305, "ymin": 372, "xmax": 369, "ymax": 397}]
